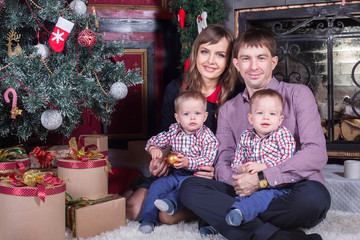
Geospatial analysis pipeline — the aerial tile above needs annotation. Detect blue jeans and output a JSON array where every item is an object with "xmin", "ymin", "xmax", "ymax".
[
  {"xmin": 139, "ymin": 168, "xmax": 192, "ymax": 224},
  {"xmin": 232, "ymin": 188, "xmax": 290, "ymax": 224}
]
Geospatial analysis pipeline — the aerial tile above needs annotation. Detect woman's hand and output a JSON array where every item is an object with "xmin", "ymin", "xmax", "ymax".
[
  {"xmin": 194, "ymin": 165, "xmax": 214, "ymax": 179},
  {"xmin": 149, "ymin": 157, "xmax": 169, "ymax": 177}
]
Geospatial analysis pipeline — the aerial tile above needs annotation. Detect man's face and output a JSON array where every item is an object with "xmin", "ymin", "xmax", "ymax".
[{"xmin": 233, "ymin": 45, "xmax": 278, "ymax": 96}]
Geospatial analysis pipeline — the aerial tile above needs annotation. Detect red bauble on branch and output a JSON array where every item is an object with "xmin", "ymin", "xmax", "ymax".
[{"xmin": 77, "ymin": 29, "xmax": 97, "ymax": 48}]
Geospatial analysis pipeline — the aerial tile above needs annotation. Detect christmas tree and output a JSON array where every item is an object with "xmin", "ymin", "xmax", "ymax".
[
  {"xmin": 169, "ymin": 0, "xmax": 226, "ymax": 71},
  {"xmin": 0, "ymin": 0, "xmax": 143, "ymax": 142}
]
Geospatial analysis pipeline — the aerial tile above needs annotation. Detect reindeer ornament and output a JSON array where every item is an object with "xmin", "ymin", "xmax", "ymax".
[{"xmin": 6, "ymin": 29, "xmax": 22, "ymax": 57}]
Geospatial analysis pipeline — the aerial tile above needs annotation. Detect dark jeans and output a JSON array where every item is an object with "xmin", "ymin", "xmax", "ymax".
[{"xmin": 179, "ymin": 177, "xmax": 331, "ymax": 240}]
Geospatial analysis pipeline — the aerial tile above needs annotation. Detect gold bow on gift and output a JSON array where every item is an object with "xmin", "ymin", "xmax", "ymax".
[
  {"xmin": 68, "ymin": 137, "xmax": 103, "ymax": 162},
  {"xmin": 1, "ymin": 170, "xmax": 62, "ymax": 187},
  {"xmin": 1, "ymin": 170, "xmax": 64, "ymax": 203}
]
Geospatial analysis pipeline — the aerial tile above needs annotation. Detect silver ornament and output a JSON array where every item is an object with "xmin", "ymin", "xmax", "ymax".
[
  {"xmin": 69, "ymin": 0, "xmax": 87, "ymax": 15},
  {"xmin": 110, "ymin": 82, "xmax": 128, "ymax": 100},
  {"xmin": 34, "ymin": 43, "xmax": 50, "ymax": 59},
  {"xmin": 41, "ymin": 109, "xmax": 63, "ymax": 130}
]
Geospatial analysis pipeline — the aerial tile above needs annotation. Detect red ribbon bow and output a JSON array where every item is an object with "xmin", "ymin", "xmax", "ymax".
[{"xmin": 29, "ymin": 147, "xmax": 55, "ymax": 168}]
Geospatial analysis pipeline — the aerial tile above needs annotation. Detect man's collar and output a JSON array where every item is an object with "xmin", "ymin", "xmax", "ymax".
[{"xmin": 242, "ymin": 77, "xmax": 279, "ymax": 101}]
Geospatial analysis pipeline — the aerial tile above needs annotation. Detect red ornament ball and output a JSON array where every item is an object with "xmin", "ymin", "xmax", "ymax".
[{"xmin": 78, "ymin": 29, "xmax": 97, "ymax": 48}]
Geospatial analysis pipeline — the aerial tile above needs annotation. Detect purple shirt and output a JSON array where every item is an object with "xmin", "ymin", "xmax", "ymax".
[
  {"xmin": 215, "ymin": 77, "xmax": 327, "ymax": 186},
  {"xmin": 232, "ymin": 126, "xmax": 296, "ymax": 171},
  {"xmin": 146, "ymin": 123, "xmax": 219, "ymax": 171}
]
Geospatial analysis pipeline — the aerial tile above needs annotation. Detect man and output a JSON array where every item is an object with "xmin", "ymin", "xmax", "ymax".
[{"xmin": 179, "ymin": 28, "xmax": 331, "ymax": 240}]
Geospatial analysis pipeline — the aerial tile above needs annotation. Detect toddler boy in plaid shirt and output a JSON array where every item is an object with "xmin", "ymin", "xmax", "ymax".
[
  {"xmin": 138, "ymin": 90, "xmax": 219, "ymax": 233},
  {"xmin": 225, "ymin": 89, "xmax": 296, "ymax": 227}
]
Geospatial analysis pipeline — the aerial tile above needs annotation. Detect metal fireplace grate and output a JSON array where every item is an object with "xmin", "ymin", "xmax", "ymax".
[{"xmin": 236, "ymin": 2, "xmax": 360, "ymax": 158}]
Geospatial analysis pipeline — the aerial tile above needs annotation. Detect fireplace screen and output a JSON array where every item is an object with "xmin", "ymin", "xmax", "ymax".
[{"xmin": 236, "ymin": 3, "xmax": 360, "ymax": 156}]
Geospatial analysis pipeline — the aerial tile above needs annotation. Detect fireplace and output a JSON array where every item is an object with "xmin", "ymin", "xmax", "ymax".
[{"xmin": 236, "ymin": 2, "xmax": 360, "ymax": 158}]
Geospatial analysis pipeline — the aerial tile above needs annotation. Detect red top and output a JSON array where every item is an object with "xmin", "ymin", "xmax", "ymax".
[{"xmin": 207, "ymin": 84, "xmax": 221, "ymax": 104}]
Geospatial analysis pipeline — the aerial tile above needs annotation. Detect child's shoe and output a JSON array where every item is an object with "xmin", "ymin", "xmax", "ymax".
[
  {"xmin": 199, "ymin": 225, "xmax": 218, "ymax": 236},
  {"xmin": 225, "ymin": 208, "xmax": 244, "ymax": 226},
  {"xmin": 154, "ymin": 198, "xmax": 175, "ymax": 215},
  {"xmin": 139, "ymin": 220, "xmax": 155, "ymax": 234}
]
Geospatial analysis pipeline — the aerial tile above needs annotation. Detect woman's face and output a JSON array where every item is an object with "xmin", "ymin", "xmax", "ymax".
[{"xmin": 196, "ymin": 37, "xmax": 230, "ymax": 83}]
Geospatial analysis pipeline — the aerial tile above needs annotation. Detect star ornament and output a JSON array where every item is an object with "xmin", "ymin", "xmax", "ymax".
[
  {"xmin": 10, "ymin": 107, "xmax": 22, "ymax": 117},
  {"xmin": 51, "ymin": 29, "xmax": 65, "ymax": 44}
]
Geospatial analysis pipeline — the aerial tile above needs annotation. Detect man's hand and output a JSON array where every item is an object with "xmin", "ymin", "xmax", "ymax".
[
  {"xmin": 232, "ymin": 172, "xmax": 260, "ymax": 197},
  {"xmin": 194, "ymin": 165, "xmax": 214, "ymax": 179}
]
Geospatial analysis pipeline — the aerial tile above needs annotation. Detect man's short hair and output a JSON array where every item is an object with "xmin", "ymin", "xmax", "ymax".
[{"xmin": 232, "ymin": 28, "xmax": 277, "ymax": 59}]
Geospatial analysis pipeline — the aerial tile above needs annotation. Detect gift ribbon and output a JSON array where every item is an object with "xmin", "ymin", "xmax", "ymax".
[
  {"xmin": 0, "ymin": 158, "xmax": 30, "ymax": 173},
  {"xmin": 78, "ymin": 135, "xmax": 108, "ymax": 156},
  {"xmin": 0, "ymin": 183, "xmax": 65, "ymax": 202},
  {"xmin": 0, "ymin": 146, "xmax": 28, "ymax": 161},
  {"xmin": 65, "ymin": 194, "xmax": 120, "ymax": 237},
  {"xmin": 0, "ymin": 170, "xmax": 65, "ymax": 202},
  {"xmin": 68, "ymin": 137, "xmax": 104, "ymax": 162},
  {"xmin": 29, "ymin": 147, "xmax": 55, "ymax": 168},
  {"xmin": 57, "ymin": 158, "xmax": 107, "ymax": 169}
]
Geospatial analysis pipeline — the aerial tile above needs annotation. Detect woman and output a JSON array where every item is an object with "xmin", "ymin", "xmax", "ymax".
[{"xmin": 124, "ymin": 24, "xmax": 242, "ymax": 224}]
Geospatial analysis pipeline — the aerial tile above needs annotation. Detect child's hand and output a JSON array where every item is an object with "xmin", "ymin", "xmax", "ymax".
[
  {"xmin": 148, "ymin": 146, "xmax": 163, "ymax": 161},
  {"xmin": 244, "ymin": 162, "xmax": 267, "ymax": 174},
  {"xmin": 173, "ymin": 154, "xmax": 189, "ymax": 169},
  {"xmin": 237, "ymin": 165, "xmax": 247, "ymax": 174}
]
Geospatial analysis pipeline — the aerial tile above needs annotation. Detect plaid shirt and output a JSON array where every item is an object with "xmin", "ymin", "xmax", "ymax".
[
  {"xmin": 145, "ymin": 123, "xmax": 218, "ymax": 171},
  {"xmin": 231, "ymin": 126, "xmax": 295, "ymax": 171}
]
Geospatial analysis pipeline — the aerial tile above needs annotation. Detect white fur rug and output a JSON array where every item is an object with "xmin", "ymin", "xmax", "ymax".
[{"xmin": 66, "ymin": 210, "xmax": 360, "ymax": 240}]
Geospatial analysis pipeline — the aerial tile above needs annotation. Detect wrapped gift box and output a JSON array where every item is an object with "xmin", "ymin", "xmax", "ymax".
[
  {"xmin": 47, "ymin": 145, "xmax": 70, "ymax": 159},
  {"xmin": 29, "ymin": 145, "xmax": 69, "ymax": 169},
  {"xmin": 66, "ymin": 195, "xmax": 126, "ymax": 238},
  {"xmin": 0, "ymin": 157, "xmax": 30, "ymax": 174},
  {"xmin": 57, "ymin": 158, "xmax": 108, "ymax": 200},
  {"xmin": 78, "ymin": 134, "xmax": 108, "ymax": 155},
  {"xmin": 0, "ymin": 181, "xmax": 66, "ymax": 240}
]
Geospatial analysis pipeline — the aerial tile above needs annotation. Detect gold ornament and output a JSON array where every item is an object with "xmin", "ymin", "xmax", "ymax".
[
  {"xmin": 6, "ymin": 29, "xmax": 22, "ymax": 57},
  {"xmin": 92, "ymin": 6, "xmax": 100, "ymax": 29},
  {"xmin": 167, "ymin": 153, "xmax": 179, "ymax": 165},
  {"xmin": 10, "ymin": 107, "xmax": 22, "ymax": 117}
]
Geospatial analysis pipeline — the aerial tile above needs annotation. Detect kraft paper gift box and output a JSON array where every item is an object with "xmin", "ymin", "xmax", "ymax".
[
  {"xmin": 0, "ymin": 174, "xmax": 66, "ymax": 240},
  {"xmin": 0, "ymin": 157, "xmax": 30, "ymax": 174},
  {"xmin": 57, "ymin": 158, "xmax": 109, "ymax": 200},
  {"xmin": 66, "ymin": 195, "xmax": 126, "ymax": 238},
  {"xmin": 78, "ymin": 134, "xmax": 108, "ymax": 155},
  {"xmin": 47, "ymin": 145, "xmax": 70, "ymax": 161},
  {"xmin": 29, "ymin": 145, "xmax": 69, "ymax": 169}
]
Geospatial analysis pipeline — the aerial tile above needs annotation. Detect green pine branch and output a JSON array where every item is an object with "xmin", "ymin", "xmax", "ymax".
[
  {"xmin": 169, "ymin": 0, "xmax": 226, "ymax": 71},
  {"xmin": 0, "ymin": 0, "xmax": 143, "ymax": 141}
]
